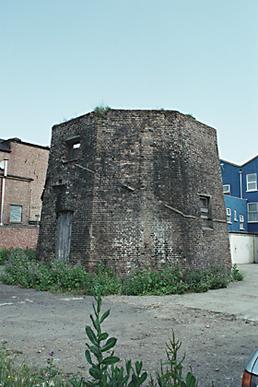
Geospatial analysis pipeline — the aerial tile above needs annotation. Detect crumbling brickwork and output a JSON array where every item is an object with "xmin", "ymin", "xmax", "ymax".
[{"xmin": 38, "ymin": 110, "xmax": 231, "ymax": 273}]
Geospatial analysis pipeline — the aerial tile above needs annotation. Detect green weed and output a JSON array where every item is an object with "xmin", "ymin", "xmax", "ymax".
[
  {"xmin": 0, "ymin": 249, "xmax": 242, "ymax": 296},
  {"xmin": 231, "ymin": 264, "xmax": 244, "ymax": 281},
  {"xmin": 0, "ymin": 248, "xmax": 10, "ymax": 265}
]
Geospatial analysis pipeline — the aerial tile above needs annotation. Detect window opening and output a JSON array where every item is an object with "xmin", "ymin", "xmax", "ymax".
[
  {"xmin": 65, "ymin": 136, "xmax": 81, "ymax": 161},
  {"xmin": 223, "ymin": 184, "xmax": 231, "ymax": 194},
  {"xmin": 10, "ymin": 204, "xmax": 22, "ymax": 223},
  {"xmin": 246, "ymin": 174, "xmax": 257, "ymax": 192},
  {"xmin": 226, "ymin": 208, "xmax": 232, "ymax": 224},
  {"xmin": 247, "ymin": 202, "xmax": 258, "ymax": 222},
  {"xmin": 199, "ymin": 195, "xmax": 213, "ymax": 229},
  {"xmin": 239, "ymin": 215, "xmax": 244, "ymax": 230}
]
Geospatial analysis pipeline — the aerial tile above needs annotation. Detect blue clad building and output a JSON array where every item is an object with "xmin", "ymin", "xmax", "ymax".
[{"xmin": 221, "ymin": 156, "xmax": 258, "ymax": 234}]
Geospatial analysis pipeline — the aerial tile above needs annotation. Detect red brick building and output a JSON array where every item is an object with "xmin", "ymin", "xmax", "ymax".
[{"xmin": 0, "ymin": 138, "xmax": 49, "ymax": 249}]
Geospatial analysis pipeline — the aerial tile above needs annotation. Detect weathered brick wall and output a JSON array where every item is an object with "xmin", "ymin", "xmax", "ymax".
[
  {"xmin": 6, "ymin": 142, "xmax": 49, "ymax": 222},
  {"xmin": 38, "ymin": 110, "xmax": 231, "ymax": 273},
  {"xmin": 0, "ymin": 141, "xmax": 49, "ymax": 225},
  {"xmin": 3, "ymin": 178, "xmax": 31, "ymax": 224},
  {"xmin": 0, "ymin": 225, "xmax": 39, "ymax": 249},
  {"xmin": 0, "ymin": 140, "xmax": 48, "ymax": 249},
  {"xmin": 37, "ymin": 114, "xmax": 97, "ymax": 261}
]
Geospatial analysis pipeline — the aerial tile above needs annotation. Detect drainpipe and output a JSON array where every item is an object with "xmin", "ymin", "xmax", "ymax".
[
  {"xmin": 0, "ymin": 158, "xmax": 8, "ymax": 226},
  {"xmin": 239, "ymin": 169, "xmax": 243, "ymax": 199}
]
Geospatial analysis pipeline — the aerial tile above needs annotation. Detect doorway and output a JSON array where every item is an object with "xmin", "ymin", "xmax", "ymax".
[{"xmin": 56, "ymin": 211, "xmax": 73, "ymax": 261}]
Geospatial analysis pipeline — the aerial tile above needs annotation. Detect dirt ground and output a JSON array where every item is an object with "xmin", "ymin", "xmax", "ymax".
[{"xmin": 1, "ymin": 266, "xmax": 258, "ymax": 386}]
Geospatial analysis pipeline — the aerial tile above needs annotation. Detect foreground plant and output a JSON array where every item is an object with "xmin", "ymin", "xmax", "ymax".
[
  {"xmin": 83, "ymin": 293, "xmax": 199, "ymax": 386},
  {"xmin": 0, "ymin": 293, "xmax": 200, "ymax": 386},
  {"xmin": 84, "ymin": 293, "xmax": 148, "ymax": 386},
  {"xmin": 150, "ymin": 331, "xmax": 198, "ymax": 387}
]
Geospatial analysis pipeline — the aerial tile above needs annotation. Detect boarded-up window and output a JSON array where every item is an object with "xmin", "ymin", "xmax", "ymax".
[
  {"xmin": 10, "ymin": 205, "xmax": 22, "ymax": 223},
  {"xmin": 200, "ymin": 196, "xmax": 210, "ymax": 219},
  {"xmin": 199, "ymin": 195, "xmax": 213, "ymax": 229}
]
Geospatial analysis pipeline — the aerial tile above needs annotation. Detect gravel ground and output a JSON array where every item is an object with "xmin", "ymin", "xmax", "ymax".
[{"xmin": 1, "ymin": 266, "xmax": 258, "ymax": 386}]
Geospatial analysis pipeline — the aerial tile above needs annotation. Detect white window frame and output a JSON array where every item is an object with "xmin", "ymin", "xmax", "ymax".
[
  {"xmin": 10, "ymin": 204, "xmax": 23, "ymax": 223},
  {"xmin": 223, "ymin": 184, "xmax": 231, "ymax": 194},
  {"xmin": 246, "ymin": 173, "xmax": 257, "ymax": 192},
  {"xmin": 226, "ymin": 208, "xmax": 232, "ymax": 224},
  {"xmin": 239, "ymin": 214, "xmax": 244, "ymax": 230},
  {"xmin": 247, "ymin": 202, "xmax": 258, "ymax": 223},
  {"xmin": 234, "ymin": 210, "xmax": 238, "ymax": 222}
]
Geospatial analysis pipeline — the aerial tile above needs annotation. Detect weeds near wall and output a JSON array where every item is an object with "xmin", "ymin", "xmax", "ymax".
[
  {"xmin": 231, "ymin": 264, "xmax": 244, "ymax": 281},
  {"xmin": 0, "ymin": 248, "xmax": 9, "ymax": 265},
  {"xmin": 0, "ymin": 249, "xmax": 242, "ymax": 296}
]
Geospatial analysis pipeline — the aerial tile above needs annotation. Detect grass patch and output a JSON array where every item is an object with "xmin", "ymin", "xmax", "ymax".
[{"xmin": 0, "ymin": 249, "xmax": 243, "ymax": 296}]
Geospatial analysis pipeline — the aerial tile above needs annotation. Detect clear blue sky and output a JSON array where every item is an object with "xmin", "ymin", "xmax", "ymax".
[{"xmin": 1, "ymin": 0, "xmax": 257, "ymax": 164}]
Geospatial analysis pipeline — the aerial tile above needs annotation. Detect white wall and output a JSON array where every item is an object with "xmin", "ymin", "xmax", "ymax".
[{"xmin": 229, "ymin": 233, "xmax": 258, "ymax": 264}]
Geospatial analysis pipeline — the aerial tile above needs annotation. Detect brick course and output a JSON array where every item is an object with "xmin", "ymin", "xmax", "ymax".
[
  {"xmin": 0, "ymin": 225, "xmax": 39, "ymax": 249},
  {"xmin": 38, "ymin": 110, "xmax": 231, "ymax": 273}
]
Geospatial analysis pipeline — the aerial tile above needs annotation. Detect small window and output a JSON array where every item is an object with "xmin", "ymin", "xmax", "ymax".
[
  {"xmin": 199, "ymin": 195, "xmax": 212, "ymax": 220},
  {"xmin": 246, "ymin": 173, "xmax": 257, "ymax": 192},
  {"xmin": 234, "ymin": 210, "xmax": 238, "ymax": 222},
  {"xmin": 72, "ymin": 142, "xmax": 80, "ymax": 149},
  {"xmin": 65, "ymin": 136, "xmax": 81, "ymax": 160},
  {"xmin": 10, "ymin": 205, "xmax": 22, "ymax": 223},
  {"xmin": 200, "ymin": 196, "xmax": 209, "ymax": 219},
  {"xmin": 239, "ymin": 214, "xmax": 244, "ymax": 230},
  {"xmin": 226, "ymin": 208, "xmax": 232, "ymax": 223},
  {"xmin": 223, "ymin": 184, "xmax": 231, "ymax": 194},
  {"xmin": 247, "ymin": 202, "xmax": 258, "ymax": 223},
  {"xmin": 199, "ymin": 195, "xmax": 213, "ymax": 229}
]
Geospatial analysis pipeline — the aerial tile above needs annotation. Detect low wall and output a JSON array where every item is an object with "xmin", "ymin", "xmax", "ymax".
[
  {"xmin": 229, "ymin": 233, "xmax": 258, "ymax": 264},
  {"xmin": 0, "ymin": 225, "xmax": 39, "ymax": 249}
]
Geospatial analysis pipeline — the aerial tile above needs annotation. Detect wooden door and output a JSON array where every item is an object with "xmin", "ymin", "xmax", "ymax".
[{"xmin": 56, "ymin": 211, "xmax": 72, "ymax": 261}]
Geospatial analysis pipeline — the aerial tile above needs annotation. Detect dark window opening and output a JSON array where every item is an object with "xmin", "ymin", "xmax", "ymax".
[
  {"xmin": 65, "ymin": 136, "xmax": 81, "ymax": 161},
  {"xmin": 199, "ymin": 195, "xmax": 213, "ymax": 229}
]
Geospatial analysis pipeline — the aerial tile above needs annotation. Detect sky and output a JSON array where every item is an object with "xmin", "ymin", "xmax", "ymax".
[{"xmin": 0, "ymin": 0, "xmax": 257, "ymax": 164}]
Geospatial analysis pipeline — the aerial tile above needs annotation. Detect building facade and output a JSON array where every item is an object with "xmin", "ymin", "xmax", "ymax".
[
  {"xmin": 38, "ymin": 109, "xmax": 231, "ymax": 274},
  {"xmin": 221, "ymin": 156, "xmax": 258, "ymax": 234},
  {"xmin": 0, "ymin": 138, "xmax": 49, "ymax": 249}
]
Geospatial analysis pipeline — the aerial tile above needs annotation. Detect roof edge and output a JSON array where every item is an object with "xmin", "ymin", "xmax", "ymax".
[
  {"xmin": 52, "ymin": 109, "xmax": 216, "ymax": 132},
  {"xmin": 4, "ymin": 138, "xmax": 49, "ymax": 151}
]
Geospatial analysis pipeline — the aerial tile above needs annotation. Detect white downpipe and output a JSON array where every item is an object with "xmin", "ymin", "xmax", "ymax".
[
  {"xmin": 0, "ymin": 159, "xmax": 8, "ymax": 226},
  {"xmin": 239, "ymin": 169, "xmax": 243, "ymax": 199}
]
